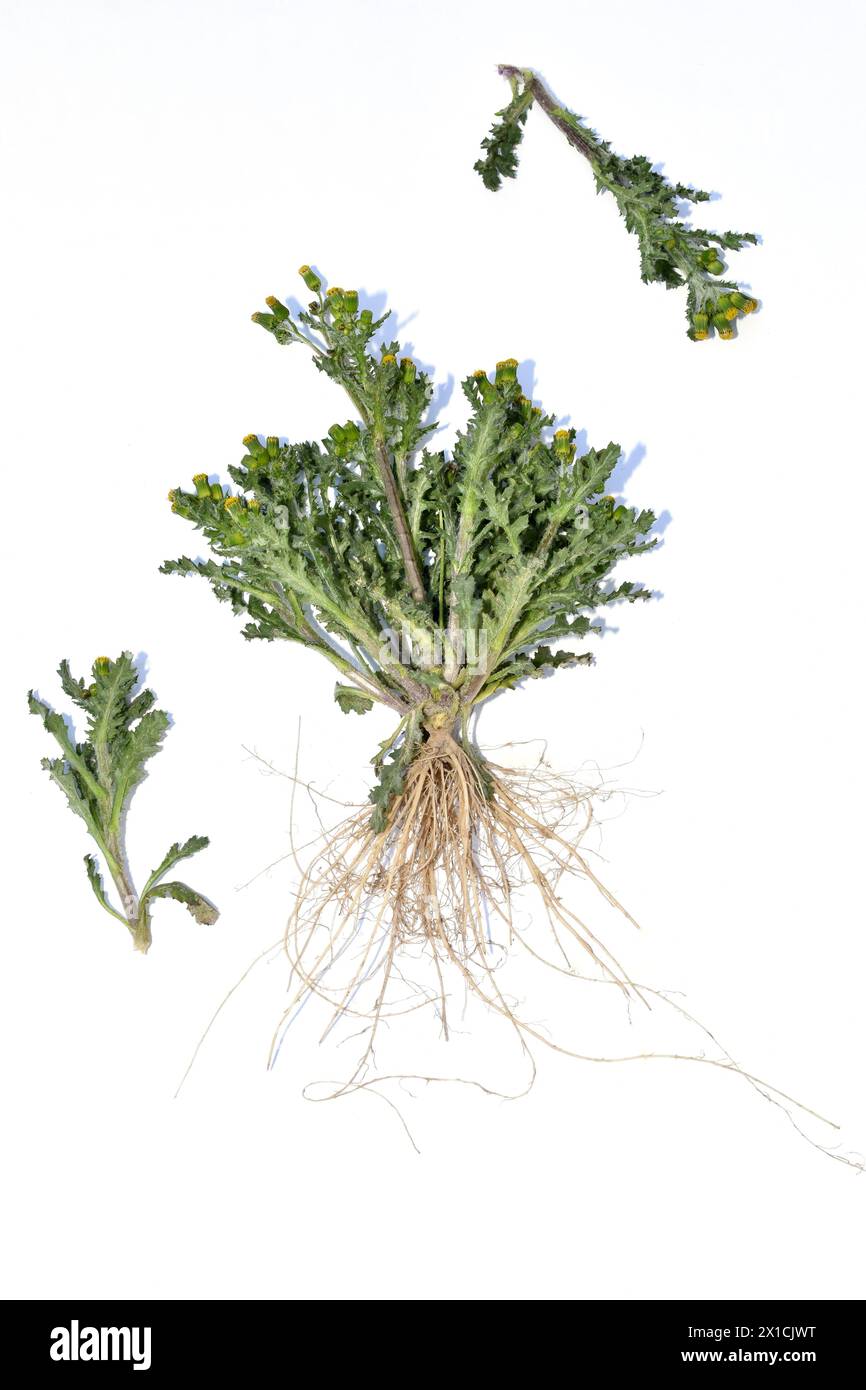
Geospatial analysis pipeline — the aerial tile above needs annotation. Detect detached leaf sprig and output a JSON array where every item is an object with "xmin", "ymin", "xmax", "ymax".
[
  {"xmin": 475, "ymin": 65, "xmax": 759, "ymax": 340},
  {"xmin": 29, "ymin": 653, "xmax": 218, "ymax": 953}
]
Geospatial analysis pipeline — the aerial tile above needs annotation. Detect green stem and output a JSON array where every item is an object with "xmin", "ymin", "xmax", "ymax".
[
  {"xmin": 292, "ymin": 325, "xmax": 428, "ymax": 608},
  {"xmin": 102, "ymin": 832, "xmax": 142, "ymax": 931},
  {"xmin": 371, "ymin": 435, "xmax": 427, "ymax": 606}
]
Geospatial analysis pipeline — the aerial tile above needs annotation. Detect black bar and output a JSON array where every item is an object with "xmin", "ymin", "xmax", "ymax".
[{"xmin": 1, "ymin": 1299, "xmax": 860, "ymax": 1374}]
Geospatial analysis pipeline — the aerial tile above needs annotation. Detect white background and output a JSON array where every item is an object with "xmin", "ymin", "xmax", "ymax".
[{"xmin": 2, "ymin": 0, "xmax": 865, "ymax": 1301}]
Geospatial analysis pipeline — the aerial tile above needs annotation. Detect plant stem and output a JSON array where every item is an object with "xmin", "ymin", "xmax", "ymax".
[
  {"xmin": 299, "ymin": 326, "xmax": 428, "ymax": 609},
  {"xmin": 373, "ymin": 437, "xmax": 427, "ymax": 605},
  {"xmin": 103, "ymin": 833, "xmax": 152, "ymax": 949},
  {"xmin": 497, "ymin": 64, "xmax": 597, "ymax": 163}
]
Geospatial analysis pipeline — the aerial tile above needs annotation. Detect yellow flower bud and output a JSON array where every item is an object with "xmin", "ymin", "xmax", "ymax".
[
  {"xmin": 298, "ymin": 264, "xmax": 321, "ymax": 292},
  {"xmin": 264, "ymin": 296, "xmax": 289, "ymax": 321}
]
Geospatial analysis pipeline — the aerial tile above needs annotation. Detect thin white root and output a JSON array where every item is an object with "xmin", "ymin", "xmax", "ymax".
[{"xmin": 250, "ymin": 731, "xmax": 862, "ymax": 1169}]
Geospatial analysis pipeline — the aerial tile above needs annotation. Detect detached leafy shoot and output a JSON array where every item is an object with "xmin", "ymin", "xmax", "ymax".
[
  {"xmin": 476, "ymin": 65, "xmax": 759, "ymax": 340},
  {"xmin": 29, "ymin": 654, "xmax": 217, "ymax": 953},
  {"xmin": 164, "ymin": 267, "xmax": 659, "ymax": 1072}
]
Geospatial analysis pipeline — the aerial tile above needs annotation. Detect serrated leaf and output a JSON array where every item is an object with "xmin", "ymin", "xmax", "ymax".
[
  {"xmin": 146, "ymin": 881, "xmax": 219, "ymax": 925},
  {"xmin": 84, "ymin": 854, "xmax": 125, "ymax": 922},
  {"xmin": 334, "ymin": 684, "xmax": 374, "ymax": 716},
  {"xmin": 142, "ymin": 834, "xmax": 210, "ymax": 896},
  {"xmin": 109, "ymin": 707, "xmax": 170, "ymax": 817}
]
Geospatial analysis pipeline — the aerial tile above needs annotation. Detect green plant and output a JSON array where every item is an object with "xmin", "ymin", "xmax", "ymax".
[
  {"xmin": 165, "ymin": 267, "xmax": 656, "ymax": 828},
  {"xmin": 165, "ymin": 271, "xmax": 861, "ymax": 1171},
  {"xmin": 475, "ymin": 65, "xmax": 759, "ymax": 340},
  {"xmin": 29, "ymin": 653, "xmax": 218, "ymax": 952},
  {"xmin": 163, "ymin": 266, "xmax": 656, "ymax": 1050}
]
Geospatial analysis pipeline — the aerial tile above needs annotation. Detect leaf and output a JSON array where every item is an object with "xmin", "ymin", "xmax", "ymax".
[
  {"xmin": 146, "ymin": 881, "xmax": 219, "ymax": 925},
  {"xmin": 143, "ymin": 834, "xmax": 210, "ymax": 896},
  {"xmin": 109, "ymin": 708, "xmax": 170, "ymax": 820},
  {"xmin": 334, "ymin": 683, "xmax": 374, "ymax": 716},
  {"xmin": 84, "ymin": 854, "xmax": 126, "ymax": 923},
  {"xmin": 474, "ymin": 86, "xmax": 533, "ymax": 190},
  {"xmin": 369, "ymin": 757, "xmax": 408, "ymax": 833},
  {"xmin": 58, "ymin": 659, "xmax": 92, "ymax": 708},
  {"xmin": 85, "ymin": 651, "xmax": 140, "ymax": 750},
  {"xmin": 28, "ymin": 689, "xmax": 105, "ymax": 805}
]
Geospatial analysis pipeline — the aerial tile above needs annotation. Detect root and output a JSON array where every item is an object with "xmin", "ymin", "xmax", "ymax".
[
  {"xmin": 274, "ymin": 730, "xmax": 629, "ymax": 1055},
  {"xmin": 177, "ymin": 730, "xmax": 863, "ymax": 1171},
  {"xmin": 259, "ymin": 730, "xmax": 861, "ymax": 1168}
]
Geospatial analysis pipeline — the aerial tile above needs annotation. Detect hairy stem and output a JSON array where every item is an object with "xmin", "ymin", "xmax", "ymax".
[
  {"xmin": 288, "ymin": 310, "xmax": 428, "ymax": 609},
  {"xmin": 373, "ymin": 437, "xmax": 427, "ymax": 606},
  {"xmin": 497, "ymin": 64, "xmax": 597, "ymax": 162},
  {"xmin": 103, "ymin": 832, "xmax": 149, "ymax": 947}
]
